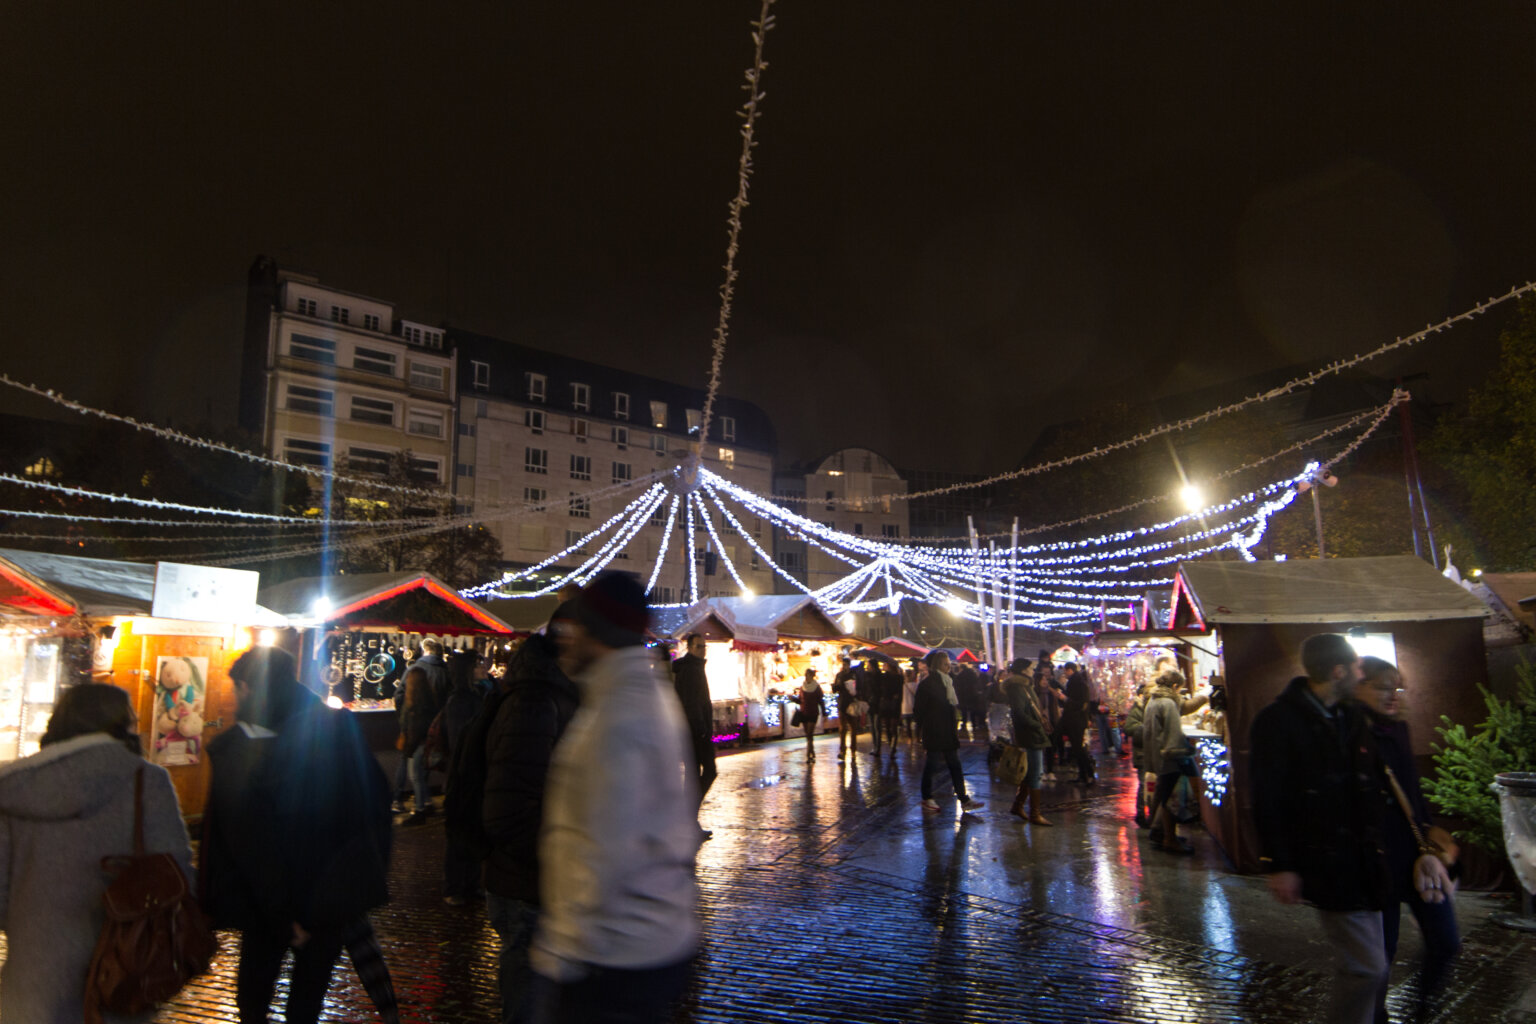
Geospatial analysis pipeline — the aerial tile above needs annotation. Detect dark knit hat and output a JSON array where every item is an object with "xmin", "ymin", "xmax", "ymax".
[
  {"xmin": 1008, "ymin": 658, "xmax": 1030, "ymax": 674},
  {"xmin": 577, "ymin": 572, "xmax": 650, "ymax": 648}
]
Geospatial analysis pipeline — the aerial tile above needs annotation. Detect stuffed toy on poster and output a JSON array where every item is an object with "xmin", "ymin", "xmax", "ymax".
[{"xmin": 152, "ymin": 655, "xmax": 208, "ymax": 766}]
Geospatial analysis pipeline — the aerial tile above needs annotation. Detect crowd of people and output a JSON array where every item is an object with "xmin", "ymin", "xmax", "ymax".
[{"xmin": 0, "ymin": 576, "xmax": 1466, "ymax": 1024}]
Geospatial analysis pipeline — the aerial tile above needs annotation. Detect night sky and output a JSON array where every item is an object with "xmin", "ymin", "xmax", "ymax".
[{"xmin": 5, "ymin": 2, "xmax": 1536, "ymax": 475}]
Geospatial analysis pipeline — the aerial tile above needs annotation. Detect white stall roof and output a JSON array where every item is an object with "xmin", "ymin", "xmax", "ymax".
[{"xmin": 1178, "ymin": 555, "xmax": 1489, "ymax": 625}]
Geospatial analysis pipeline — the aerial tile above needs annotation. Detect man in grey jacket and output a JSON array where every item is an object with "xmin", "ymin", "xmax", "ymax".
[{"xmin": 529, "ymin": 572, "xmax": 699, "ymax": 1024}]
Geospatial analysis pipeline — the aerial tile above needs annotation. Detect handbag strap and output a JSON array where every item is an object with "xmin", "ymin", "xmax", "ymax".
[
  {"xmin": 1381, "ymin": 765, "xmax": 1436, "ymax": 856},
  {"xmin": 133, "ymin": 765, "xmax": 146, "ymax": 856}
]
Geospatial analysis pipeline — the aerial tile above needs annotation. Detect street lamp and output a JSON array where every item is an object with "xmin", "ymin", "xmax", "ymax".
[
  {"xmin": 1180, "ymin": 484, "xmax": 1204, "ymax": 512},
  {"xmin": 1296, "ymin": 465, "xmax": 1339, "ymax": 558}
]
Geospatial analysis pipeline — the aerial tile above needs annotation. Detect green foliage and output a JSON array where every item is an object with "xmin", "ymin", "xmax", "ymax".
[
  {"xmin": 1424, "ymin": 663, "xmax": 1536, "ymax": 855},
  {"xmin": 1426, "ymin": 295, "xmax": 1536, "ymax": 571}
]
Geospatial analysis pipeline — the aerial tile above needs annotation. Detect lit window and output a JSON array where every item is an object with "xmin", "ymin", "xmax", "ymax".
[
  {"xmin": 613, "ymin": 462, "xmax": 631, "ymax": 484},
  {"xmin": 473, "ymin": 361, "xmax": 491, "ymax": 390},
  {"xmin": 570, "ymin": 455, "xmax": 591, "ymax": 481},
  {"xmin": 614, "ymin": 392, "xmax": 630, "ymax": 420},
  {"xmin": 23, "ymin": 456, "xmax": 60, "ymax": 478},
  {"xmin": 650, "ymin": 401, "xmax": 667, "ymax": 429},
  {"xmin": 527, "ymin": 373, "xmax": 546, "ymax": 401},
  {"xmin": 722, "ymin": 416, "xmax": 736, "ymax": 442},
  {"xmin": 686, "ymin": 409, "xmax": 702, "ymax": 435},
  {"xmin": 350, "ymin": 396, "xmax": 395, "ymax": 426},
  {"xmin": 717, "ymin": 447, "xmax": 735, "ymax": 465},
  {"xmin": 572, "ymin": 383, "xmax": 590, "ymax": 411},
  {"xmin": 526, "ymin": 409, "xmax": 545, "ymax": 434},
  {"xmin": 525, "ymin": 448, "xmax": 548, "ymax": 474}
]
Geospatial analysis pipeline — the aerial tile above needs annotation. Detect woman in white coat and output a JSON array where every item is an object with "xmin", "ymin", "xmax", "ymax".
[{"xmin": 0, "ymin": 683, "xmax": 194, "ymax": 1023}]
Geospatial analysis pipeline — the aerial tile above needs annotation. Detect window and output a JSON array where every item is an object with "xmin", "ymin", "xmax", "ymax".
[
  {"xmin": 409, "ymin": 457, "xmax": 441, "ymax": 483},
  {"xmin": 23, "ymin": 456, "xmax": 60, "ymax": 478},
  {"xmin": 405, "ymin": 327, "xmax": 443, "ymax": 349},
  {"xmin": 750, "ymin": 549, "xmax": 761, "ymax": 571},
  {"xmin": 330, "ymin": 305, "xmax": 350, "ymax": 324},
  {"xmin": 650, "ymin": 401, "xmax": 667, "ymax": 429},
  {"xmin": 424, "ymin": 330, "xmax": 442, "ymax": 349},
  {"xmin": 651, "ymin": 433, "xmax": 667, "ymax": 454},
  {"xmin": 612, "ymin": 461, "xmax": 631, "ymax": 484},
  {"xmin": 353, "ymin": 346, "xmax": 397, "ymax": 376},
  {"xmin": 722, "ymin": 416, "xmax": 736, "ymax": 442},
  {"xmin": 569, "ymin": 494, "xmax": 591, "ymax": 519},
  {"xmin": 572, "ymin": 383, "xmax": 590, "ymax": 411},
  {"xmin": 348, "ymin": 446, "xmax": 392, "ymax": 475},
  {"xmin": 825, "ymin": 490, "xmax": 835, "ymax": 511},
  {"xmin": 613, "ymin": 392, "xmax": 630, "ymax": 420},
  {"xmin": 695, "ymin": 549, "xmax": 717, "ymax": 576},
  {"xmin": 882, "ymin": 524, "xmax": 901, "ymax": 539},
  {"xmin": 350, "ymin": 396, "xmax": 395, "ymax": 426},
  {"xmin": 407, "ymin": 409, "xmax": 445, "ymax": 438},
  {"xmin": 853, "ymin": 522, "xmax": 865, "ymax": 536},
  {"xmin": 473, "ymin": 361, "xmax": 490, "ymax": 390},
  {"xmin": 523, "ymin": 487, "xmax": 547, "ymax": 504},
  {"xmin": 456, "ymin": 463, "xmax": 475, "ymax": 478},
  {"xmin": 525, "ymin": 409, "xmax": 545, "ymax": 434},
  {"xmin": 518, "ymin": 524, "xmax": 548, "ymax": 550},
  {"xmin": 612, "ymin": 426, "xmax": 629, "ymax": 448},
  {"xmin": 565, "ymin": 529, "xmax": 591, "ymax": 554},
  {"xmin": 457, "ymin": 421, "xmax": 476, "ymax": 437},
  {"xmin": 649, "ymin": 503, "xmax": 668, "ymax": 527},
  {"xmin": 284, "ymin": 384, "xmax": 333, "ymax": 416},
  {"xmin": 717, "ymin": 447, "xmax": 735, "ymax": 465},
  {"xmin": 780, "ymin": 551, "xmax": 805, "ymax": 572},
  {"xmin": 657, "ymin": 586, "xmax": 676, "ymax": 604},
  {"xmin": 570, "ymin": 454, "xmax": 591, "ymax": 481},
  {"xmin": 283, "ymin": 438, "xmax": 330, "ymax": 467},
  {"xmin": 409, "ymin": 364, "xmax": 445, "ymax": 390},
  {"xmin": 525, "ymin": 448, "xmax": 548, "ymax": 474},
  {"xmin": 571, "ymin": 418, "xmax": 589, "ymax": 442},
  {"xmin": 363, "ymin": 313, "xmax": 381, "ymax": 332},
  {"xmin": 686, "ymin": 409, "xmax": 702, "ymax": 435},
  {"xmin": 289, "ymin": 333, "xmax": 336, "ymax": 364},
  {"xmin": 527, "ymin": 373, "xmax": 546, "ymax": 401},
  {"xmin": 296, "ymin": 297, "xmax": 318, "ymax": 317}
]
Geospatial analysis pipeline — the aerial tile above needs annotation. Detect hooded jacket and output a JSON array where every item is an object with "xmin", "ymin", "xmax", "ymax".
[
  {"xmin": 0, "ymin": 734, "xmax": 192, "ymax": 1024},
  {"xmin": 532, "ymin": 644, "xmax": 700, "ymax": 980},
  {"xmin": 1141, "ymin": 685, "xmax": 1186, "ymax": 777},
  {"xmin": 1001, "ymin": 672, "xmax": 1050, "ymax": 749}
]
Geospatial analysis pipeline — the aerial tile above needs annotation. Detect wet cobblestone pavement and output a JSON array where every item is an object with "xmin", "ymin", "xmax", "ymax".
[{"xmin": 7, "ymin": 735, "xmax": 1535, "ymax": 1022}]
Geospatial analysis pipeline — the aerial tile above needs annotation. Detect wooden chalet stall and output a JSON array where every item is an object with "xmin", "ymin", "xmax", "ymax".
[
  {"xmin": 258, "ymin": 571, "xmax": 514, "ymax": 750},
  {"xmin": 651, "ymin": 604, "xmax": 750, "ymax": 745},
  {"xmin": 0, "ymin": 548, "xmax": 286, "ymax": 819},
  {"xmin": 1162, "ymin": 555, "xmax": 1489, "ymax": 872}
]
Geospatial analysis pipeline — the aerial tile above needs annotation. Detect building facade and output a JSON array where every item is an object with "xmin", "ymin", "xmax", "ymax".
[
  {"xmin": 240, "ymin": 258, "xmax": 456, "ymax": 498},
  {"xmin": 450, "ymin": 329, "xmax": 778, "ymax": 603}
]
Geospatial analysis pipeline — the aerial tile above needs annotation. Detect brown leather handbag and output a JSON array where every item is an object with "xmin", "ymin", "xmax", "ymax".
[{"xmin": 83, "ymin": 767, "xmax": 218, "ymax": 1024}]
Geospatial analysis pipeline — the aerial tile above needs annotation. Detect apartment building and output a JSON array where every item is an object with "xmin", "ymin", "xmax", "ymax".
[
  {"xmin": 239, "ymin": 258, "xmax": 456, "ymax": 498},
  {"xmin": 450, "ymin": 329, "xmax": 777, "ymax": 603}
]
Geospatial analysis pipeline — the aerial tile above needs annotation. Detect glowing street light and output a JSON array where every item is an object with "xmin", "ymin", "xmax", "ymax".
[{"xmin": 1180, "ymin": 484, "xmax": 1205, "ymax": 512}]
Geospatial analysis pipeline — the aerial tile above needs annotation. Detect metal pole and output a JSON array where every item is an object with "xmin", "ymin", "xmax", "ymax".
[
  {"xmin": 1312, "ymin": 486, "xmax": 1326, "ymax": 559},
  {"xmin": 1007, "ymin": 518, "xmax": 1019, "ymax": 665},
  {"xmin": 968, "ymin": 516, "xmax": 991, "ymax": 664},
  {"xmin": 1396, "ymin": 393, "xmax": 1438, "ymax": 568}
]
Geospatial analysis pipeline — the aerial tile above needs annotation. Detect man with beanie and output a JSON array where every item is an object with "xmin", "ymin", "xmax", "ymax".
[
  {"xmin": 528, "ymin": 572, "xmax": 699, "ymax": 1024},
  {"xmin": 914, "ymin": 650, "xmax": 984, "ymax": 814}
]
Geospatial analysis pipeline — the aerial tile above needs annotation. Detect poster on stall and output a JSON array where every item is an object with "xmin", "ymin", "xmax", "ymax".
[{"xmin": 152, "ymin": 655, "xmax": 207, "ymax": 766}]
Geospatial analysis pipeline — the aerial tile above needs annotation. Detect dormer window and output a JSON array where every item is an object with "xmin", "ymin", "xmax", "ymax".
[
  {"xmin": 722, "ymin": 416, "xmax": 736, "ymax": 442},
  {"xmin": 650, "ymin": 401, "xmax": 668, "ymax": 430},
  {"xmin": 330, "ymin": 305, "xmax": 350, "ymax": 324},
  {"xmin": 527, "ymin": 373, "xmax": 546, "ymax": 402},
  {"xmin": 296, "ymin": 297, "xmax": 318, "ymax": 317},
  {"xmin": 614, "ymin": 392, "xmax": 630, "ymax": 420},
  {"xmin": 686, "ymin": 409, "xmax": 702, "ymax": 435},
  {"xmin": 472, "ymin": 361, "xmax": 490, "ymax": 390},
  {"xmin": 572, "ymin": 382, "xmax": 590, "ymax": 411}
]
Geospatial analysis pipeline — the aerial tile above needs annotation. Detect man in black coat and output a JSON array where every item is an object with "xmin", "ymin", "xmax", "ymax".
[
  {"xmin": 915, "ymin": 650, "xmax": 984, "ymax": 814},
  {"xmin": 480, "ymin": 630, "xmax": 580, "ymax": 1024},
  {"xmin": 1250, "ymin": 633, "xmax": 1453, "ymax": 1024},
  {"xmin": 672, "ymin": 633, "xmax": 717, "ymax": 818},
  {"xmin": 203, "ymin": 646, "xmax": 392, "ymax": 1024}
]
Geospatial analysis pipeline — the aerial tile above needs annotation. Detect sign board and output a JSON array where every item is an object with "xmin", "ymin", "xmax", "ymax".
[{"xmin": 152, "ymin": 562, "xmax": 261, "ymax": 625}]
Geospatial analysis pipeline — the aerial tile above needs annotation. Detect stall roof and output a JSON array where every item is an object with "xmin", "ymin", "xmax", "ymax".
[
  {"xmin": 259, "ymin": 572, "xmax": 513, "ymax": 634},
  {"xmin": 0, "ymin": 548, "xmax": 286, "ymax": 624},
  {"xmin": 1177, "ymin": 556, "xmax": 1489, "ymax": 625},
  {"xmin": 709, "ymin": 595, "xmax": 844, "ymax": 639},
  {"xmin": 1479, "ymin": 573, "xmax": 1536, "ymax": 632},
  {"xmin": 649, "ymin": 605, "xmax": 735, "ymax": 642},
  {"xmin": 472, "ymin": 594, "xmax": 563, "ymax": 636}
]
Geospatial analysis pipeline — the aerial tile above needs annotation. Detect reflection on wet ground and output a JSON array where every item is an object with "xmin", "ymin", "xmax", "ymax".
[{"xmin": 5, "ymin": 733, "xmax": 1529, "ymax": 1022}]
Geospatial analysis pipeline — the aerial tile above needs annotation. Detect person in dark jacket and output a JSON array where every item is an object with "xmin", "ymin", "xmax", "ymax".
[
  {"xmin": 831, "ymin": 656, "xmax": 864, "ymax": 759},
  {"xmin": 915, "ymin": 650, "xmax": 983, "ymax": 813},
  {"xmin": 1056, "ymin": 663, "xmax": 1096, "ymax": 785},
  {"xmin": 1351, "ymin": 656, "xmax": 1461, "ymax": 1024},
  {"xmin": 1001, "ymin": 659, "xmax": 1051, "ymax": 825},
  {"xmin": 876, "ymin": 660, "xmax": 904, "ymax": 754},
  {"xmin": 482, "ymin": 630, "xmax": 580, "ymax": 1024},
  {"xmin": 1251, "ymin": 634, "xmax": 1453, "ymax": 1024},
  {"xmin": 796, "ymin": 669, "xmax": 827, "ymax": 760},
  {"xmin": 672, "ymin": 633, "xmax": 717, "ymax": 823},
  {"xmin": 399, "ymin": 642, "xmax": 447, "ymax": 823},
  {"xmin": 441, "ymin": 650, "xmax": 488, "ymax": 905},
  {"xmin": 952, "ymin": 662, "xmax": 986, "ymax": 741},
  {"xmin": 203, "ymin": 646, "xmax": 392, "ymax": 1024}
]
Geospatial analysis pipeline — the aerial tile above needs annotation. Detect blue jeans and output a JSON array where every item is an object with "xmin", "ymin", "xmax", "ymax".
[
  {"xmin": 1379, "ymin": 884, "xmax": 1460, "ymax": 1024},
  {"xmin": 1022, "ymin": 748, "xmax": 1044, "ymax": 790},
  {"xmin": 409, "ymin": 746, "xmax": 430, "ymax": 811},
  {"xmin": 486, "ymin": 894, "xmax": 540, "ymax": 1024}
]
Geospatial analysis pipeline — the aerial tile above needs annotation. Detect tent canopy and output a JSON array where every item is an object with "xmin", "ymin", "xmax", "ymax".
[
  {"xmin": 709, "ymin": 595, "xmax": 844, "ymax": 639},
  {"xmin": 259, "ymin": 572, "xmax": 513, "ymax": 635},
  {"xmin": 0, "ymin": 548, "xmax": 286, "ymax": 624},
  {"xmin": 1177, "ymin": 555, "xmax": 1489, "ymax": 625}
]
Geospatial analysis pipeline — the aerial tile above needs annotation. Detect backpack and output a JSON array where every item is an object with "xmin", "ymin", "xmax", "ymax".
[{"xmin": 84, "ymin": 767, "xmax": 218, "ymax": 1024}]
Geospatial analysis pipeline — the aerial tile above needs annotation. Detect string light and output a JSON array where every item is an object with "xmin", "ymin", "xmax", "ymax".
[
  {"xmin": 646, "ymin": 494, "xmax": 682, "ymax": 596},
  {"xmin": 0, "ymin": 473, "xmax": 319, "ymax": 522}
]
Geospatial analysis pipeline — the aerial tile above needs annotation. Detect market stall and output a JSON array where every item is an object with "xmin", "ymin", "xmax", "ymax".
[
  {"xmin": 1160, "ymin": 555, "xmax": 1488, "ymax": 872},
  {"xmin": 0, "ymin": 548, "xmax": 287, "ymax": 817},
  {"xmin": 651, "ymin": 604, "xmax": 750, "ymax": 746}
]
